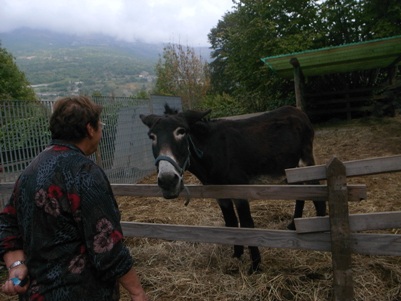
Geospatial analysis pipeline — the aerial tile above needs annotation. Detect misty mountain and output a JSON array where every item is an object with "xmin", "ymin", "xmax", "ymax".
[
  {"xmin": 0, "ymin": 28, "xmax": 211, "ymax": 100},
  {"xmin": 1, "ymin": 28, "xmax": 165, "ymax": 61}
]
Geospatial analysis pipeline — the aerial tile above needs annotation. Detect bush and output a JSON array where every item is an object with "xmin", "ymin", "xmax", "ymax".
[
  {"xmin": 197, "ymin": 93, "xmax": 247, "ymax": 118},
  {"xmin": 0, "ymin": 101, "xmax": 51, "ymax": 153}
]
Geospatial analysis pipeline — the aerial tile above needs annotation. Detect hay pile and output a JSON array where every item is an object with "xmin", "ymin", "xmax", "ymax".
[{"xmin": 1, "ymin": 115, "xmax": 401, "ymax": 301}]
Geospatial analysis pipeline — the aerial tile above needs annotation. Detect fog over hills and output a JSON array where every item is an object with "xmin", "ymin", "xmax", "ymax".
[{"xmin": 1, "ymin": 28, "xmax": 165, "ymax": 60}]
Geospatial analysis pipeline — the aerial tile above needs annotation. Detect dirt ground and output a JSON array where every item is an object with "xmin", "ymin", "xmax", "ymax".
[{"xmin": 1, "ymin": 114, "xmax": 401, "ymax": 301}]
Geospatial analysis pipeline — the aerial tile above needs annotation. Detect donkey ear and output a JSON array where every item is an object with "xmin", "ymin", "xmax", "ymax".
[
  {"xmin": 164, "ymin": 103, "xmax": 179, "ymax": 115},
  {"xmin": 182, "ymin": 109, "xmax": 211, "ymax": 125},
  {"xmin": 140, "ymin": 114, "xmax": 158, "ymax": 128}
]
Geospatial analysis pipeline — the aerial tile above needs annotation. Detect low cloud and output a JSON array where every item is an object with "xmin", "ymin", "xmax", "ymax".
[{"xmin": 0, "ymin": 0, "xmax": 233, "ymax": 46}]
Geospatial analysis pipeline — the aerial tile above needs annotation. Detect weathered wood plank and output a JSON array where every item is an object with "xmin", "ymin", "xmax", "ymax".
[
  {"xmin": 110, "ymin": 184, "xmax": 366, "ymax": 201},
  {"xmin": 120, "ymin": 222, "xmax": 401, "ymax": 256},
  {"xmin": 327, "ymin": 157, "xmax": 354, "ymax": 301},
  {"xmin": 0, "ymin": 183, "xmax": 367, "ymax": 202},
  {"xmin": 121, "ymin": 222, "xmax": 331, "ymax": 251},
  {"xmin": 350, "ymin": 232, "xmax": 401, "ymax": 256},
  {"xmin": 286, "ymin": 155, "xmax": 401, "ymax": 183},
  {"xmin": 295, "ymin": 211, "xmax": 401, "ymax": 233}
]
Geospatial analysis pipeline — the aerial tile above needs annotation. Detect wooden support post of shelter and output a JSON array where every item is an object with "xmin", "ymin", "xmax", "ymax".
[
  {"xmin": 326, "ymin": 157, "xmax": 354, "ymax": 301},
  {"xmin": 388, "ymin": 54, "xmax": 401, "ymax": 85},
  {"xmin": 290, "ymin": 57, "xmax": 305, "ymax": 111}
]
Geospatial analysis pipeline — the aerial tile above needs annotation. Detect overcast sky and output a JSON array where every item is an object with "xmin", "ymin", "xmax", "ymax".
[{"xmin": 0, "ymin": 0, "xmax": 234, "ymax": 46}]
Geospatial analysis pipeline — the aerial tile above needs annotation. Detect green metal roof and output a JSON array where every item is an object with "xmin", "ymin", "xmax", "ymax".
[{"xmin": 261, "ymin": 35, "xmax": 401, "ymax": 79}]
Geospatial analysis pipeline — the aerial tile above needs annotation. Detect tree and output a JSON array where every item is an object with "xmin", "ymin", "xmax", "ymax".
[
  {"xmin": 208, "ymin": 0, "xmax": 322, "ymax": 112},
  {"xmin": 307, "ymin": 0, "xmax": 401, "ymax": 96},
  {"xmin": 154, "ymin": 43, "xmax": 210, "ymax": 109},
  {"xmin": 0, "ymin": 43, "xmax": 36, "ymax": 101},
  {"xmin": 319, "ymin": 0, "xmax": 401, "ymax": 42},
  {"xmin": 208, "ymin": 0, "xmax": 401, "ymax": 112}
]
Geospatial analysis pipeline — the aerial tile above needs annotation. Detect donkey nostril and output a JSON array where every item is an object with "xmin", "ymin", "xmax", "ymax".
[{"xmin": 158, "ymin": 173, "xmax": 179, "ymax": 190}]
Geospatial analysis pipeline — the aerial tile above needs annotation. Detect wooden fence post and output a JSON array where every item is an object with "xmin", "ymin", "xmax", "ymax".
[{"xmin": 326, "ymin": 157, "xmax": 354, "ymax": 301}]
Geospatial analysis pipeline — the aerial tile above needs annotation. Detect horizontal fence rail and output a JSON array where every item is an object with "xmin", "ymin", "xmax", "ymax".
[
  {"xmin": 0, "ymin": 183, "xmax": 367, "ymax": 203},
  {"xmin": 111, "ymin": 183, "xmax": 367, "ymax": 201},
  {"xmin": 120, "ymin": 221, "xmax": 401, "ymax": 256},
  {"xmin": 295, "ymin": 211, "xmax": 401, "ymax": 233},
  {"xmin": 285, "ymin": 154, "xmax": 401, "ymax": 183}
]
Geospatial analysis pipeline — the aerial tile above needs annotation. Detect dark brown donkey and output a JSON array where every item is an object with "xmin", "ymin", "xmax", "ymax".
[{"xmin": 140, "ymin": 105, "xmax": 326, "ymax": 273}]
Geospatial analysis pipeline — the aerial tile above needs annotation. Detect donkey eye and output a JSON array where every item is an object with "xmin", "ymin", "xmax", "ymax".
[
  {"xmin": 174, "ymin": 128, "xmax": 187, "ymax": 139},
  {"xmin": 175, "ymin": 128, "xmax": 186, "ymax": 137},
  {"xmin": 148, "ymin": 133, "xmax": 156, "ymax": 141}
]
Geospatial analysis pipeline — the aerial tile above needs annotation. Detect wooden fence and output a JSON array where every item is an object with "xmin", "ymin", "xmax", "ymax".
[{"xmin": 1, "ymin": 155, "xmax": 401, "ymax": 300}]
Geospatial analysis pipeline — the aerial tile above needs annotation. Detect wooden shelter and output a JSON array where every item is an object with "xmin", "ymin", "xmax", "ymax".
[{"xmin": 261, "ymin": 36, "xmax": 401, "ymax": 121}]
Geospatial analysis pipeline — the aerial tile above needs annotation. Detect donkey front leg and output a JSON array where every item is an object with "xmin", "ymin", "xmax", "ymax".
[
  {"xmin": 217, "ymin": 198, "xmax": 244, "ymax": 259},
  {"xmin": 288, "ymin": 180, "xmax": 327, "ymax": 230},
  {"xmin": 233, "ymin": 199, "xmax": 262, "ymax": 274}
]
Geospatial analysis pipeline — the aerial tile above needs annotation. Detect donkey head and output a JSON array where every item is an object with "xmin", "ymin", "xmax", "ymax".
[{"xmin": 140, "ymin": 105, "xmax": 211, "ymax": 199}]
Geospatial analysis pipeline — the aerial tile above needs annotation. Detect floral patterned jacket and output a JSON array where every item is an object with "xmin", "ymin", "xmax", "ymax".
[{"xmin": 0, "ymin": 141, "xmax": 134, "ymax": 301}]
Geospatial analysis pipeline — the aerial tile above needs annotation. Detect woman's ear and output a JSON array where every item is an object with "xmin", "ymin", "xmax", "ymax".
[{"xmin": 86, "ymin": 123, "xmax": 95, "ymax": 138}]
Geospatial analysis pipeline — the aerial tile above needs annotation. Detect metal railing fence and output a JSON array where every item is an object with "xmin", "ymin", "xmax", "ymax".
[{"xmin": 0, "ymin": 95, "xmax": 182, "ymax": 205}]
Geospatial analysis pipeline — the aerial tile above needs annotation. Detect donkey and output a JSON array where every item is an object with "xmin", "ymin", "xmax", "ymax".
[{"xmin": 140, "ymin": 104, "xmax": 326, "ymax": 273}]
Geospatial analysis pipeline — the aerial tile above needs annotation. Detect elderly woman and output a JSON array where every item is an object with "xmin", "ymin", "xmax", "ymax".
[{"xmin": 0, "ymin": 96, "xmax": 148, "ymax": 301}]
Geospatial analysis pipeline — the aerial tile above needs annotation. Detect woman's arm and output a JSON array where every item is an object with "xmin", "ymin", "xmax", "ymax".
[
  {"xmin": 118, "ymin": 267, "xmax": 148, "ymax": 301},
  {"xmin": 1, "ymin": 250, "xmax": 29, "ymax": 295}
]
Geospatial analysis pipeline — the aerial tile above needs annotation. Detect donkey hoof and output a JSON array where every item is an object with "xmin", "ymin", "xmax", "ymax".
[
  {"xmin": 233, "ymin": 246, "xmax": 244, "ymax": 259},
  {"xmin": 248, "ymin": 263, "xmax": 262, "ymax": 275},
  {"xmin": 287, "ymin": 221, "xmax": 296, "ymax": 230}
]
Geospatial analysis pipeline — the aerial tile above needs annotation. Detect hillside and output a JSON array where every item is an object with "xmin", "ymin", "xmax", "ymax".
[{"xmin": 1, "ymin": 29, "xmax": 185, "ymax": 99}]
